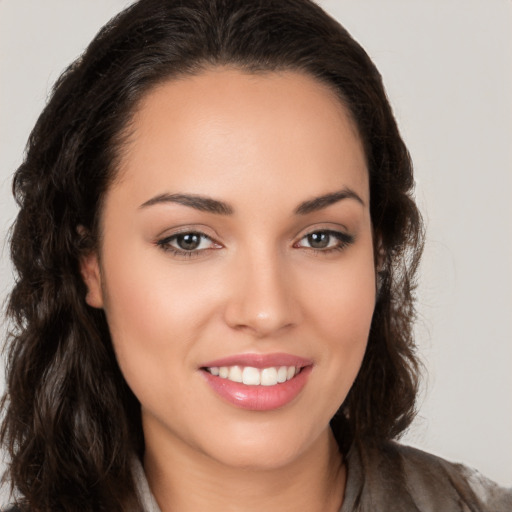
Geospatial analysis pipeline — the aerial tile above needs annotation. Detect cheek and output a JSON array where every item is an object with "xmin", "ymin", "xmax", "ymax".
[
  {"xmin": 301, "ymin": 246, "xmax": 376, "ymax": 393},
  {"xmin": 305, "ymin": 248, "xmax": 376, "ymax": 338},
  {"xmin": 98, "ymin": 246, "xmax": 227, "ymax": 394},
  {"xmin": 101, "ymin": 245, "xmax": 218, "ymax": 337},
  {"xmin": 100, "ymin": 263, "xmax": 203, "ymax": 423},
  {"xmin": 320, "ymin": 290, "xmax": 374, "ymax": 381}
]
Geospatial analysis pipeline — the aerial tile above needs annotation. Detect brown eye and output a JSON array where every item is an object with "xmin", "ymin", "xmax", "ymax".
[
  {"xmin": 307, "ymin": 232, "xmax": 330, "ymax": 249},
  {"xmin": 295, "ymin": 229, "xmax": 354, "ymax": 252},
  {"xmin": 175, "ymin": 233, "xmax": 202, "ymax": 251},
  {"xmin": 157, "ymin": 231, "xmax": 220, "ymax": 255}
]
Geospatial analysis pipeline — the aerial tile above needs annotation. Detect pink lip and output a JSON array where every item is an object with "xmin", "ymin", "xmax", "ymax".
[
  {"xmin": 201, "ymin": 352, "xmax": 312, "ymax": 369},
  {"xmin": 199, "ymin": 353, "xmax": 313, "ymax": 411}
]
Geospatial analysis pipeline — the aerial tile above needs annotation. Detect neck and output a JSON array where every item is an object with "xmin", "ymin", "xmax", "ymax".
[{"xmin": 143, "ymin": 426, "xmax": 345, "ymax": 512}]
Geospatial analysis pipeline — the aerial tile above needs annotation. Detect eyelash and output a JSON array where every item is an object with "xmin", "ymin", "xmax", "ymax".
[
  {"xmin": 156, "ymin": 232, "xmax": 220, "ymax": 259},
  {"xmin": 156, "ymin": 229, "xmax": 354, "ymax": 258},
  {"xmin": 293, "ymin": 230, "xmax": 355, "ymax": 254}
]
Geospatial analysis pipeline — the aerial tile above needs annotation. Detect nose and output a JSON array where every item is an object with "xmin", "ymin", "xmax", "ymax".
[{"xmin": 223, "ymin": 250, "xmax": 299, "ymax": 337}]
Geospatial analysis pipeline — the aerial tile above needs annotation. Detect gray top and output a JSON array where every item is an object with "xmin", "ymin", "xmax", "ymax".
[{"xmin": 133, "ymin": 442, "xmax": 512, "ymax": 511}]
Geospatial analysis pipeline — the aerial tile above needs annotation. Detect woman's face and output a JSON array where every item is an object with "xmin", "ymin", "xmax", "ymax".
[{"xmin": 82, "ymin": 69, "xmax": 376, "ymax": 469}]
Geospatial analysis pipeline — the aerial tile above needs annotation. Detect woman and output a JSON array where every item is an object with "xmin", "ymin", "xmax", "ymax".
[{"xmin": 1, "ymin": 0, "xmax": 510, "ymax": 511}]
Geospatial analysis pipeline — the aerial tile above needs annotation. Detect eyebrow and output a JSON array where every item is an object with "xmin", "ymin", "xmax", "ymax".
[
  {"xmin": 139, "ymin": 187, "xmax": 364, "ymax": 216},
  {"xmin": 139, "ymin": 193, "xmax": 234, "ymax": 215},
  {"xmin": 294, "ymin": 188, "xmax": 365, "ymax": 215}
]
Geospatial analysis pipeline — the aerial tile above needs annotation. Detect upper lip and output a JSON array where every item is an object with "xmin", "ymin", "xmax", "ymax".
[{"xmin": 200, "ymin": 353, "xmax": 313, "ymax": 369}]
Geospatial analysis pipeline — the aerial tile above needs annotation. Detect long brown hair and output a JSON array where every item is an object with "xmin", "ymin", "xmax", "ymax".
[{"xmin": 1, "ymin": 0, "xmax": 423, "ymax": 510}]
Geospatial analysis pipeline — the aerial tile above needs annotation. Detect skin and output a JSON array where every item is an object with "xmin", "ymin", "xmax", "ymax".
[{"xmin": 81, "ymin": 68, "xmax": 376, "ymax": 512}]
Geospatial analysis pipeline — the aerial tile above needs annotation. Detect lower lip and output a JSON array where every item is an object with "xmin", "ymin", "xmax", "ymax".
[{"xmin": 201, "ymin": 366, "xmax": 312, "ymax": 411}]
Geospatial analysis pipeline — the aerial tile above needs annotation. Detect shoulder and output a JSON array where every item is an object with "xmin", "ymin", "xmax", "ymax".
[
  {"xmin": 345, "ymin": 441, "xmax": 512, "ymax": 512},
  {"xmin": 391, "ymin": 443, "xmax": 511, "ymax": 510}
]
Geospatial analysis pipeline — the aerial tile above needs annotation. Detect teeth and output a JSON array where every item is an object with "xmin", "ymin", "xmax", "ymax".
[
  {"xmin": 207, "ymin": 365, "xmax": 299, "ymax": 386},
  {"xmin": 277, "ymin": 366, "xmax": 288, "ymax": 383},
  {"xmin": 261, "ymin": 367, "xmax": 278, "ymax": 386},
  {"xmin": 242, "ymin": 367, "xmax": 260, "ymax": 385},
  {"xmin": 229, "ymin": 365, "xmax": 243, "ymax": 383}
]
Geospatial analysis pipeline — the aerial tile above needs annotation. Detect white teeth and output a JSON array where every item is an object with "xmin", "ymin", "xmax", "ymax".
[
  {"xmin": 242, "ymin": 367, "xmax": 261, "ymax": 385},
  {"xmin": 206, "ymin": 365, "xmax": 300, "ymax": 386},
  {"xmin": 229, "ymin": 365, "xmax": 243, "ymax": 383},
  {"xmin": 261, "ymin": 367, "xmax": 278, "ymax": 386},
  {"xmin": 277, "ymin": 366, "xmax": 288, "ymax": 383}
]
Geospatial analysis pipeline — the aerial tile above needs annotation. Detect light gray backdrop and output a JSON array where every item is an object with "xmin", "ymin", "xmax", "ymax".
[{"xmin": 0, "ymin": 0, "xmax": 510, "ymax": 501}]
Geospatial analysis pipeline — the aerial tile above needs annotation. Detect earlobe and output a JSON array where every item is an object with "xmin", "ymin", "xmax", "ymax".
[{"xmin": 80, "ymin": 251, "xmax": 104, "ymax": 308}]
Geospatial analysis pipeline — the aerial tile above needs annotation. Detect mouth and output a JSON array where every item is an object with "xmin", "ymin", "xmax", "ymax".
[
  {"xmin": 203, "ymin": 365, "xmax": 301, "ymax": 386},
  {"xmin": 199, "ymin": 353, "xmax": 312, "ymax": 411}
]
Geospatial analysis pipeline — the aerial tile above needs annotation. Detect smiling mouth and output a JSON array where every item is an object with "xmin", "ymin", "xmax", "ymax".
[
  {"xmin": 200, "ymin": 356, "xmax": 313, "ymax": 410},
  {"xmin": 203, "ymin": 365, "xmax": 301, "ymax": 386}
]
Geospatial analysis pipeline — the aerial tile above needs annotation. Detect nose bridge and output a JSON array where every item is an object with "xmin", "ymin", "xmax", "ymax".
[{"xmin": 224, "ymin": 243, "xmax": 297, "ymax": 336}]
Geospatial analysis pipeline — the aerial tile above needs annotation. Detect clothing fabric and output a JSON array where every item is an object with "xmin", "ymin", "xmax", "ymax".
[
  {"xmin": 339, "ymin": 442, "xmax": 511, "ymax": 511},
  {"xmin": 133, "ymin": 442, "xmax": 512, "ymax": 512}
]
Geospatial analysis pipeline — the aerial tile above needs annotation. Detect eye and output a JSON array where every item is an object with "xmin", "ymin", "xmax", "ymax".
[
  {"xmin": 295, "ymin": 230, "xmax": 354, "ymax": 252},
  {"xmin": 156, "ymin": 231, "xmax": 221, "ymax": 256}
]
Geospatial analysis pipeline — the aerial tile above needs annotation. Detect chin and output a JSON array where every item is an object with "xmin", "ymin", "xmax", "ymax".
[
  {"xmin": 197, "ymin": 419, "xmax": 325, "ymax": 471},
  {"xmin": 205, "ymin": 443, "xmax": 304, "ymax": 471}
]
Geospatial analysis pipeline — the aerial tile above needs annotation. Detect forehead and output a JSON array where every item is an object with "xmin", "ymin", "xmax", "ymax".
[{"xmin": 112, "ymin": 68, "xmax": 368, "ymax": 210}]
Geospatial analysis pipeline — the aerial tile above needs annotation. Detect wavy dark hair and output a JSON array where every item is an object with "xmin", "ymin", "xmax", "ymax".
[{"xmin": 1, "ymin": 0, "xmax": 424, "ymax": 510}]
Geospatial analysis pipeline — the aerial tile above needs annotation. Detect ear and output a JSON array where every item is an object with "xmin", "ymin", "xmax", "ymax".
[{"xmin": 80, "ymin": 251, "xmax": 104, "ymax": 308}]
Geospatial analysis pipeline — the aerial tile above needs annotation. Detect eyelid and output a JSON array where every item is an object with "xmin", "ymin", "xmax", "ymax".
[
  {"xmin": 155, "ymin": 227, "xmax": 223, "ymax": 258},
  {"xmin": 153, "ymin": 224, "xmax": 354, "ymax": 259},
  {"xmin": 154, "ymin": 223, "xmax": 220, "ymax": 240},
  {"xmin": 292, "ymin": 222, "xmax": 351, "ymax": 242},
  {"xmin": 293, "ymin": 227, "xmax": 355, "ymax": 253},
  {"xmin": 158, "ymin": 232, "xmax": 217, "ymax": 248}
]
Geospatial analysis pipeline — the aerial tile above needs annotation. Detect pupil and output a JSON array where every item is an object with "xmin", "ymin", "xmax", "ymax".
[
  {"xmin": 308, "ymin": 232, "xmax": 329, "ymax": 249},
  {"xmin": 177, "ymin": 233, "xmax": 201, "ymax": 250}
]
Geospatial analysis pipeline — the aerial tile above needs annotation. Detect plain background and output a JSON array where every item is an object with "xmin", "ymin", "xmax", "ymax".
[{"xmin": 0, "ymin": 0, "xmax": 510, "ymax": 502}]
